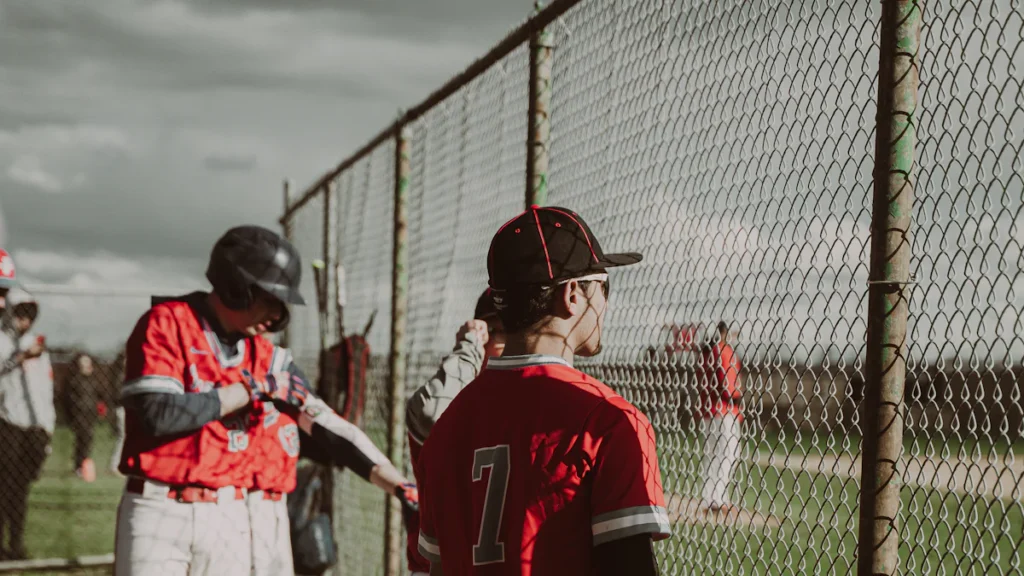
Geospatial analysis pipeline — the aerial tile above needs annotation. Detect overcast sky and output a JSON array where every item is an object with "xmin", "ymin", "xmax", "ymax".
[{"xmin": 0, "ymin": 0, "xmax": 529, "ymax": 352}]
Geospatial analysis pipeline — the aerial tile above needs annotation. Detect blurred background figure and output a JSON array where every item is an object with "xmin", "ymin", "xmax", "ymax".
[
  {"xmin": 65, "ymin": 352, "xmax": 100, "ymax": 482},
  {"xmin": 697, "ymin": 321, "xmax": 744, "ymax": 516},
  {"xmin": 108, "ymin": 349, "xmax": 127, "ymax": 475},
  {"xmin": 0, "ymin": 287, "xmax": 53, "ymax": 560}
]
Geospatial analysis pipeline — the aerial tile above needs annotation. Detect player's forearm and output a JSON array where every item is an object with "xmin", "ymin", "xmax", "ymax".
[
  {"xmin": 216, "ymin": 382, "xmax": 252, "ymax": 417},
  {"xmin": 297, "ymin": 398, "xmax": 390, "ymax": 480},
  {"xmin": 369, "ymin": 461, "xmax": 409, "ymax": 493}
]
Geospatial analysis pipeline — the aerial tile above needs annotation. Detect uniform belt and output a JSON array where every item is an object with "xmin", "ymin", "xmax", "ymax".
[
  {"xmin": 250, "ymin": 489, "xmax": 284, "ymax": 502},
  {"xmin": 125, "ymin": 477, "xmax": 246, "ymax": 503}
]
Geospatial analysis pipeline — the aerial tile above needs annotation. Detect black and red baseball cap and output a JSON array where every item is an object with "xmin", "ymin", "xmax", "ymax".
[{"xmin": 487, "ymin": 205, "xmax": 642, "ymax": 290}]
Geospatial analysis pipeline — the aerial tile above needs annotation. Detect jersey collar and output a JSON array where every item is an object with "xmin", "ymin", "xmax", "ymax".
[{"xmin": 485, "ymin": 354, "xmax": 572, "ymax": 370}]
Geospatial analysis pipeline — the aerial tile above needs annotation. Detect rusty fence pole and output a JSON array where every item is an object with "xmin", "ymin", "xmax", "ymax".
[
  {"xmin": 857, "ymin": 1, "xmax": 921, "ymax": 575},
  {"xmin": 280, "ymin": 179, "xmax": 293, "ymax": 349},
  {"xmin": 526, "ymin": 0, "xmax": 553, "ymax": 208},
  {"xmin": 383, "ymin": 125, "xmax": 411, "ymax": 576}
]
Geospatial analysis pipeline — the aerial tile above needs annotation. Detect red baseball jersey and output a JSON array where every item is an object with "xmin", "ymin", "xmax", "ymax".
[
  {"xmin": 697, "ymin": 341, "xmax": 742, "ymax": 420},
  {"xmin": 118, "ymin": 299, "xmax": 275, "ymax": 488},
  {"xmin": 249, "ymin": 347, "xmax": 302, "ymax": 493},
  {"xmin": 417, "ymin": 355, "xmax": 670, "ymax": 575}
]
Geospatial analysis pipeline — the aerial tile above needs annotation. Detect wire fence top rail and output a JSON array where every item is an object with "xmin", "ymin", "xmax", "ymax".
[{"xmin": 279, "ymin": 0, "xmax": 583, "ymax": 225}]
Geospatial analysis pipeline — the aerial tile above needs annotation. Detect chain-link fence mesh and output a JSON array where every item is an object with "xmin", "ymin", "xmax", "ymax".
[
  {"xmin": 0, "ymin": 291, "xmax": 142, "ymax": 572},
  {"xmin": 328, "ymin": 141, "xmax": 396, "ymax": 576},
  {"xmin": 287, "ymin": 193, "xmax": 326, "ymax": 378},
  {"xmin": 544, "ymin": 1, "xmax": 879, "ymax": 574},
  {"xmin": 902, "ymin": 2, "xmax": 1024, "ymax": 574},
  {"xmin": 278, "ymin": 1, "xmax": 1024, "ymax": 575}
]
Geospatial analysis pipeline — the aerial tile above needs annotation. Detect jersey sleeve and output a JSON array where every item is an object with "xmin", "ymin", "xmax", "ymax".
[
  {"xmin": 588, "ymin": 398, "xmax": 671, "ymax": 546},
  {"xmin": 416, "ymin": 438, "xmax": 442, "ymax": 565},
  {"xmin": 120, "ymin": 307, "xmax": 187, "ymax": 399},
  {"xmin": 405, "ymin": 330, "xmax": 485, "ymax": 445}
]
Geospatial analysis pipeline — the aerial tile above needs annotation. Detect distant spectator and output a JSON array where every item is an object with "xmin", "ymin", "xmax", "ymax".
[
  {"xmin": 0, "ymin": 287, "xmax": 54, "ymax": 561},
  {"xmin": 65, "ymin": 352, "xmax": 100, "ymax": 482},
  {"xmin": 109, "ymin": 349, "xmax": 127, "ymax": 475}
]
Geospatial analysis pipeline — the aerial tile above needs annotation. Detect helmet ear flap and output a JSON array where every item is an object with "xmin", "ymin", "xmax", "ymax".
[{"xmin": 207, "ymin": 253, "xmax": 253, "ymax": 311}]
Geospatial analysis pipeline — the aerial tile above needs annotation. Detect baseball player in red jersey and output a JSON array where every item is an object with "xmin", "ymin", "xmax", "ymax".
[
  {"xmin": 114, "ymin": 225, "xmax": 418, "ymax": 576},
  {"xmin": 695, "ymin": 321, "xmax": 743, "ymax": 515},
  {"xmin": 405, "ymin": 290, "xmax": 506, "ymax": 575},
  {"xmin": 114, "ymin": 225, "xmax": 313, "ymax": 575},
  {"xmin": 417, "ymin": 206, "xmax": 671, "ymax": 576}
]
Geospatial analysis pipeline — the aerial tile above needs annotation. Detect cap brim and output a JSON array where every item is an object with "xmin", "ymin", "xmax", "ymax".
[{"xmin": 595, "ymin": 252, "xmax": 643, "ymax": 268}]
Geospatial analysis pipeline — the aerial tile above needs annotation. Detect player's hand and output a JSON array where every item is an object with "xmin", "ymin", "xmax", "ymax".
[
  {"xmin": 22, "ymin": 342, "xmax": 45, "ymax": 360},
  {"xmin": 457, "ymin": 320, "xmax": 489, "ymax": 348},
  {"xmin": 394, "ymin": 482, "xmax": 419, "ymax": 529},
  {"xmin": 242, "ymin": 369, "xmax": 311, "ymax": 408}
]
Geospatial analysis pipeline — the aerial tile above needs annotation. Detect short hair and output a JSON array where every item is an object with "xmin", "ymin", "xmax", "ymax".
[
  {"xmin": 493, "ymin": 285, "xmax": 558, "ymax": 334},
  {"xmin": 717, "ymin": 321, "xmax": 729, "ymax": 334},
  {"xmin": 474, "ymin": 288, "xmax": 498, "ymax": 321}
]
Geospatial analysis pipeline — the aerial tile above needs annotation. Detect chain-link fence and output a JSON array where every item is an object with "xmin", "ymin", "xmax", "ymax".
[
  {"xmin": 0, "ymin": 289, "xmax": 146, "ymax": 574},
  {"xmin": 281, "ymin": 0, "xmax": 1024, "ymax": 574}
]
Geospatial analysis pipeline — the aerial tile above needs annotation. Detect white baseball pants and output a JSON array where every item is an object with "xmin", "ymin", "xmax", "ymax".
[
  {"xmin": 113, "ymin": 480, "xmax": 251, "ymax": 576},
  {"xmin": 247, "ymin": 491, "xmax": 294, "ymax": 576},
  {"xmin": 700, "ymin": 413, "xmax": 742, "ymax": 508}
]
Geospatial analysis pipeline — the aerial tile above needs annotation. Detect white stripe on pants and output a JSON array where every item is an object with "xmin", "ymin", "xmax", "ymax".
[
  {"xmin": 247, "ymin": 492, "xmax": 294, "ymax": 576},
  {"xmin": 700, "ymin": 413, "xmax": 741, "ymax": 508},
  {"xmin": 114, "ymin": 483, "xmax": 251, "ymax": 576}
]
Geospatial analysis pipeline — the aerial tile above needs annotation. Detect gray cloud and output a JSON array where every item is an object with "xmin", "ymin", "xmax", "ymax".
[{"xmin": 203, "ymin": 154, "xmax": 257, "ymax": 172}]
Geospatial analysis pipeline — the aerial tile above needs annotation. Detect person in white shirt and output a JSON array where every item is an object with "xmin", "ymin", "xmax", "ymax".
[{"xmin": 0, "ymin": 287, "xmax": 53, "ymax": 561}]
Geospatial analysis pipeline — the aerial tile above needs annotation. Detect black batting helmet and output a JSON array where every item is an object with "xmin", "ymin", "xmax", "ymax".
[{"xmin": 206, "ymin": 226, "xmax": 304, "ymax": 331}]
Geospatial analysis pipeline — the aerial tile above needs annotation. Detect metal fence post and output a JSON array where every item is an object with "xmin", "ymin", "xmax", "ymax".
[
  {"xmin": 280, "ymin": 179, "xmax": 293, "ymax": 349},
  {"xmin": 526, "ymin": 0, "xmax": 553, "ymax": 208},
  {"xmin": 857, "ymin": 1, "xmax": 921, "ymax": 575},
  {"xmin": 384, "ymin": 125, "xmax": 411, "ymax": 576}
]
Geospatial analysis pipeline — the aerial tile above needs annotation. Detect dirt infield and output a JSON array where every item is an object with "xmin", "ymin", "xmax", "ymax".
[
  {"xmin": 755, "ymin": 450, "xmax": 1024, "ymax": 500},
  {"xmin": 664, "ymin": 493, "xmax": 783, "ymax": 529}
]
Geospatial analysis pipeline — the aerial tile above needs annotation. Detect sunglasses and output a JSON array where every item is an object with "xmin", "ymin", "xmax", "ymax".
[{"xmin": 560, "ymin": 272, "xmax": 610, "ymax": 299}]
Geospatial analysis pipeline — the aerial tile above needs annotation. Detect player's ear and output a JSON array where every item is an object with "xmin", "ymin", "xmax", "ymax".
[{"xmin": 559, "ymin": 280, "xmax": 582, "ymax": 318}]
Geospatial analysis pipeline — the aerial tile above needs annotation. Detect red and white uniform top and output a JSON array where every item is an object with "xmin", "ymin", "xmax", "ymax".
[
  {"xmin": 249, "ymin": 346, "xmax": 302, "ymax": 494},
  {"xmin": 118, "ymin": 299, "xmax": 274, "ymax": 489},
  {"xmin": 417, "ymin": 355, "xmax": 670, "ymax": 575}
]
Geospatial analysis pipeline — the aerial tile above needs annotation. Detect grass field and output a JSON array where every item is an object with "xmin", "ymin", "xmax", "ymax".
[
  {"xmin": 9, "ymin": 423, "xmax": 1023, "ymax": 575},
  {"xmin": 20, "ymin": 424, "xmax": 122, "ymax": 563},
  {"xmin": 657, "ymin": 429, "xmax": 1024, "ymax": 575}
]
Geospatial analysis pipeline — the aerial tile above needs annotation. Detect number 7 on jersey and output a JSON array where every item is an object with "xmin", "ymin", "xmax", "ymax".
[{"xmin": 472, "ymin": 445, "xmax": 510, "ymax": 566}]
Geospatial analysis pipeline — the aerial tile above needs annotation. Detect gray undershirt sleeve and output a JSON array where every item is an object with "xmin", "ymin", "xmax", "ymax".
[{"xmin": 123, "ymin": 391, "xmax": 222, "ymax": 437}]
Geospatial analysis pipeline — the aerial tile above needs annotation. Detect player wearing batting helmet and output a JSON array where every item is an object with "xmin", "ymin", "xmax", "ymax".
[
  {"xmin": 417, "ymin": 207, "xmax": 670, "ymax": 575},
  {"xmin": 114, "ymin": 225, "xmax": 415, "ymax": 576},
  {"xmin": 404, "ymin": 288, "xmax": 506, "ymax": 575}
]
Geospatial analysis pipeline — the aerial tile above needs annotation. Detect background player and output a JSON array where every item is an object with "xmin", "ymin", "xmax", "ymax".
[
  {"xmin": 115, "ymin": 225, "xmax": 310, "ymax": 576},
  {"xmin": 417, "ymin": 206, "xmax": 671, "ymax": 576},
  {"xmin": 696, "ymin": 320, "xmax": 743, "ymax": 517},
  {"xmin": 405, "ymin": 289, "xmax": 506, "ymax": 575}
]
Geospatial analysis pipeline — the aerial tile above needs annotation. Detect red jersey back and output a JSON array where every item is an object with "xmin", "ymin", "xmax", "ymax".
[
  {"xmin": 119, "ymin": 298, "xmax": 275, "ymax": 488},
  {"xmin": 249, "ymin": 345, "xmax": 302, "ymax": 493},
  {"xmin": 417, "ymin": 355, "xmax": 670, "ymax": 575}
]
